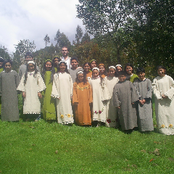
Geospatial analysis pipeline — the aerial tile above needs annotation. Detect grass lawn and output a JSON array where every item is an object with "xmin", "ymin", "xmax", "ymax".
[{"xmin": 0, "ymin": 119, "xmax": 174, "ymax": 174}]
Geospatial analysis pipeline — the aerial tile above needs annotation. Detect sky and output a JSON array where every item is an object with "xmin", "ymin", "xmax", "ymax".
[{"xmin": 0, "ymin": 0, "xmax": 85, "ymax": 53}]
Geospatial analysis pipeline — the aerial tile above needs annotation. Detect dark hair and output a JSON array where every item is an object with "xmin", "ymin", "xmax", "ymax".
[
  {"xmin": 136, "ymin": 67, "xmax": 145, "ymax": 74},
  {"xmin": 3, "ymin": 59, "xmax": 13, "ymax": 68},
  {"xmin": 70, "ymin": 57, "xmax": 78, "ymax": 63},
  {"xmin": 118, "ymin": 71, "xmax": 127, "ymax": 76},
  {"xmin": 53, "ymin": 56, "xmax": 61, "ymax": 62},
  {"xmin": 124, "ymin": 63, "xmax": 134, "ymax": 73},
  {"xmin": 76, "ymin": 72, "xmax": 87, "ymax": 84},
  {"xmin": 157, "ymin": 65, "xmax": 166, "ymax": 71},
  {"xmin": 62, "ymin": 46, "xmax": 69, "ymax": 51},
  {"xmin": 42, "ymin": 60, "xmax": 55, "ymax": 83},
  {"xmin": 24, "ymin": 63, "xmax": 38, "ymax": 84},
  {"xmin": 25, "ymin": 52, "xmax": 33, "ymax": 58},
  {"xmin": 58, "ymin": 62, "xmax": 69, "ymax": 74}
]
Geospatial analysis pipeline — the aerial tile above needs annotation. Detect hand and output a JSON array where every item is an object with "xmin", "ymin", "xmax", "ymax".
[
  {"xmin": 117, "ymin": 106, "xmax": 121, "ymax": 109},
  {"xmin": 162, "ymin": 94, "xmax": 167, "ymax": 98},
  {"xmin": 139, "ymin": 100, "xmax": 144, "ymax": 105},
  {"xmin": 142, "ymin": 99, "xmax": 146, "ymax": 104},
  {"xmin": 38, "ymin": 92, "xmax": 42, "ymax": 98},
  {"xmin": 22, "ymin": 92, "xmax": 26, "ymax": 98}
]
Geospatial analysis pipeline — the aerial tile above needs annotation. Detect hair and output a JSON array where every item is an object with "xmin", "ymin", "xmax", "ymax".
[
  {"xmin": 25, "ymin": 52, "xmax": 33, "ymax": 58},
  {"xmin": 62, "ymin": 46, "xmax": 69, "ymax": 51},
  {"xmin": 58, "ymin": 61, "xmax": 69, "ymax": 74},
  {"xmin": 124, "ymin": 63, "xmax": 134, "ymax": 73},
  {"xmin": 156, "ymin": 65, "xmax": 166, "ymax": 74},
  {"xmin": 108, "ymin": 66, "xmax": 116, "ymax": 77},
  {"xmin": 70, "ymin": 57, "xmax": 78, "ymax": 63},
  {"xmin": 136, "ymin": 67, "xmax": 145, "ymax": 74},
  {"xmin": 24, "ymin": 63, "xmax": 38, "ymax": 84},
  {"xmin": 3, "ymin": 59, "xmax": 13, "ymax": 70},
  {"xmin": 90, "ymin": 59, "xmax": 97, "ymax": 68},
  {"xmin": 98, "ymin": 63, "xmax": 107, "ymax": 76},
  {"xmin": 76, "ymin": 72, "xmax": 87, "ymax": 84},
  {"xmin": 118, "ymin": 71, "xmax": 127, "ymax": 76},
  {"xmin": 42, "ymin": 60, "xmax": 55, "ymax": 83}
]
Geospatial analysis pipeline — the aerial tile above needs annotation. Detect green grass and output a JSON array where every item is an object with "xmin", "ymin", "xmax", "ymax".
[{"xmin": 0, "ymin": 119, "xmax": 174, "ymax": 174}]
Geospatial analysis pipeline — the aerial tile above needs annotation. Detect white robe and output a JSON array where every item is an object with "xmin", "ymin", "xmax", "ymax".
[
  {"xmin": 105, "ymin": 76, "xmax": 119, "ymax": 127},
  {"xmin": 17, "ymin": 71, "xmax": 46, "ymax": 114},
  {"xmin": 89, "ymin": 77, "xmax": 110, "ymax": 123},
  {"xmin": 51, "ymin": 72, "xmax": 74, "ymax": 124},
  {"xmin": 152, "ymin": 75, "xmax": 174, "ymax": 135}
]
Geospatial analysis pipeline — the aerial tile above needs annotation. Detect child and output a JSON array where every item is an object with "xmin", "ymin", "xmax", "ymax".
[
  {"xmin": 53, "ymin": 55, "xmax": 61, "ymax": 72},
  {"xmin": 105, "ymin": 66, "xmax": 119, "ymax": 127},
  {"xmin": 0, "ymin": 57, "xmax": 4, "ymax": 115},
  {"xmin": 113, "ymin": 71, "xmax": 138, "ymax": 131},
  {"xmin": 98, "ymin": 63, "xmax": 107, "ymax": 78},
  {"xmin": 17, "ymin": 61, "xmax": 46, "ymax": 120},
  {"xmin": 83, "ymin": 62, "xmax": 92, "ymax": 80},
  {"xmin": 0, "ymin": 60, "xmax": 19, "ymax": 121},
  {"xmin": 90, "ymin": 59, "xmax": 97, "ymax": 70},
  {"xmin": 88, "ymin": 67, "xmax": 110, "ymax": 126},
  {"xmin": 115, "ymin": 64, "xmax": 122, "ymax": 77},
  {"xmin": 51, "ymin": 61, "xmax": 74, "ymax": 124},
  {"xmin": 42, "ymin": 59, "xmax": 56, "ymax": 121},
  {"xmin": 68, "ymin": 57, "xmax": 83, "ymax": 83},
  {"xmin": 133, "ymin": 67, "xmax": 154, "ymax": 132},
  {"xmin": 152, "ymin": 66, "xmax": 174, "ymax": 135},
  {"xmin": 72, "ymin": 71, "xmax": 93, "ymax": 126},
  {"xmin": 124, "ymin": 63, "xmax": 138, "ymax": 83}
]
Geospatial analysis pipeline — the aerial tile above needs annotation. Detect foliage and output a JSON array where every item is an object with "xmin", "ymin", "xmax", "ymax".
[
  {"xmin": 44, "ymin": 34, "xmax": 50, "ymax": 47},
  {"xmin": 0, "ymin": 46, "xmax": 11, "ymax": 60},
  {"xmin": 75, "ymin": 25, "xmax": 83, "ymax": 45}
]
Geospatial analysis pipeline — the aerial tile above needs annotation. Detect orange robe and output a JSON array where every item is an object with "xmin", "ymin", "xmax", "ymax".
[
  {"xmin": 86, "ymin": 71, "xmax": 92, "ymax": 80},
  {"xmin": 73, "ymin": 82, "xmax": 93, "ymax": 125}
]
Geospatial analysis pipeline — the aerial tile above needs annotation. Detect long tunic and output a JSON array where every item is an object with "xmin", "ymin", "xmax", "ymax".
[
  {"xmin": 51, "ymin": 72, "xmax": 74, "ymax": 124},
  {"xmin": 17, "ymin": 71, "xmax": 46, "ymax": 114},
  {"xmin": 133, "ymin": 78, "xmax": 154, "ymax": 131},
  {"xmin": 0, "ymin": 70, "xmax": 19, "ymax": 121},
  {"xmin": 42, "ymin": 71, "xmax": 56, "ymax": 121},
  {"xmin": 89, "ymin": 77, "xmax": 110, "ymax": 123},
  {"xmin": 152, "ymin": 75, "xmax": 174, "ymax": 135},
  {"xmin": 0, "ymin": 67, "xmax": 3, "ymax": 115},
  {"xmin": 68, "ymin": 67, "xmax": 83, "ymax": 83},
  {"xmin": 72, "ymin": 82, "xmax": 93, "ymax": 125},
  {"xmin": 113, "ymin": 80, "xmax": 139, "ymax": 130},
  {"xmin": 105, "ymin": 76, "xmax": 119, "ymax": 127}
]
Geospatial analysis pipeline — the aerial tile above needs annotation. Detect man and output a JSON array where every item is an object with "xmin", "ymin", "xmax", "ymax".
[
  {"xmin": 18, "ymin": 52, "xmax": 39, "ymax": 79},
  {"xmin": 60, "ymin": 46, "xmax": 71, "ymax": 69}
]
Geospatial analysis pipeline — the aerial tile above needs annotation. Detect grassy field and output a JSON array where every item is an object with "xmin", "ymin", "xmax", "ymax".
[{"xmin": 0, "ymin": 119, "xmax": 174, "ymax": 174}]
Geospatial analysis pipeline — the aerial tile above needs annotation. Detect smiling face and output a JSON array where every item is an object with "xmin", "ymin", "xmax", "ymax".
[
  {"xmin": 77, "ymin": 73, "xmax": 84, "ymax": 82},
  {"xmin": 108, "ymin": 68, "xmax": 116, "ymax": 77},
  {"xmin": 118, "ymin": 74, "xmax": 126, "ymax": 82},
  {"xmin": 138, "ymin": 72, "xmax": 145, "ymax": 81},
  {"xmin": 92, "ymin": 69, "xmax": 99, "ymax": 78},
  {"xmin": 90, "ymin": 61, "xmax": 97, "ymax": 69},
  {"xmin": 99, "ymin": 65, "xmax": 105, "ymax": 75},
  {"xmin": 83, "ymin": 63, "xmax": 90, "ymax": 72},
  {"xmin": 28, "ymin": 63, "xmax": 35, "ymax": 72},
  {"xmin": 125, "ymin": 66, "xmax": 133, "ymax": 75},
  {"xmin": 5, "ymin": 62, "xmax": 12, "ymax": 72},
  {"xmin": 71, "ymin": 59, "xmax": 78, "ymax": 69},
  {"xmin": 116, "ymin": 66, "xmax": 122, "ymax": 72},
  {"xmin": 45, "ymin": 61, "xmax": 52, "ymax": 71},
  {"xmin": 53, "ymin": 58, "xmax": 59, "ymax": 66},
  {"xmin": 157, "ymin": 68, "xmax": 165, "ymax": 77},
  {"xmin": 59, "ymin": 63, "xmax": 66, "ymax": 72}
]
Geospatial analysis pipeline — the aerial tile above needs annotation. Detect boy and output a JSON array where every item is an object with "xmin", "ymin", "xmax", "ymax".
[
  {"xmin": 68, "ymin": 57, "xmax": 83, "ymax": 83},
  {"xmin": 113, "ymin": 71, "xmax": 138, "ymax": 132}
]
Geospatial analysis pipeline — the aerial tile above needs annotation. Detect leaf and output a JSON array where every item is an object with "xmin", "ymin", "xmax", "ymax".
[{"xmin": 149, "ymin": 158, "xmax": 154, "ymax": 162}]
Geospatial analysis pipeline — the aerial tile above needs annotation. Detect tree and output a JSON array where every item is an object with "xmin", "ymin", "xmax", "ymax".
[
  {"xmin": 81, "ymin": 32, "xmax": 90, "ymax": 43},
  {"xmin": 75, "ymin": 25, "xmax": 83, "ymax": 44},
  {"xmin": 0, "ymin": 45, "xmax": 11, "ymax": 60},
  {"xmin": 44, "ymin": 34, "xmax": 50, "ymax": 47}
]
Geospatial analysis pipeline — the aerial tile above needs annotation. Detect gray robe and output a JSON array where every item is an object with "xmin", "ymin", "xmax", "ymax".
[
  {"xmin": 133, "ymin": 78, "xmax": 154, "ymax": 132},
  {"xmin": 0, "ymin": 70, "xmax": 19, "ymax": 121},
  {"xmin": 113, "ymin": 80, "xmax": 138, "ymax": 130}
]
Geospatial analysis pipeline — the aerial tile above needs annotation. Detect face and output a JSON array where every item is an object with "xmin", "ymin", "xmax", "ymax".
[
  {"xmin": 0, "ymin": 62, "xmax": 3, "ymax": 68},
  {"xmin": 91, "ymin": 61, "xmax": 97, "ymax": 69},
  {"xmin": 118, "ymin": 75, "xmax": 126, "ymax": 82},
  {"xmin": 116, "ymin": 66, "xmax": 122, "ymax": 72},
  {"xmin": 71, "ymin": 60, "xmax": 78, "ymax": 69},
  {"xmin": 138, "ymin": 72, "xmax": 145, "ymax": 81},
  {"xmin": 99, "ymin": 65, "xmax": 105, "ymax": 74},
  {"xmin": 59, "ymin": 63, "xmax": 66, "ymax": 72},
  {"xmin": 45, "ymin": 61, "xmax": 52, "ymax": 71},
  {"xmin": 78, "ymin": 73, "xmax": 84, "ymax": 82},
  {"xmin": 28, "ymin": 63, "xmax": 35, "ymax": 72},
  {"xmin": 61, "ymin": 47, "xmax": 69, "ymax": 57},
  {"xmin": 54, "ymin": 58, "xmax": 59, "ymax": 66},
  {"xmin": 83, "ymin": 63, "xmax": 90, "ymax": 72},
  {"xmin": 157, "ymin": 68, "xmax": 165, "ymax": 77},
  {"xmin": 108, "ymin": 68, "xmax": 116, "ymax": 77},
  {"xmin": 5, "ymin": 62, "xmax": 11, "ymax": 72},
  {"xmin": 92, "ymin": 70, "xmax": 99, "ymax": 78},
  {"xmin": 25, "ymin": 56, "xmax": 33, "ymax": 62},
  {"xmin": 126, "ymin": 66, "xmax": 133, "ymax": 75}
]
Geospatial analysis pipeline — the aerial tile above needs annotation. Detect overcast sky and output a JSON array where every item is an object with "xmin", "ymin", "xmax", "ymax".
[{"xmin": 0, "ymin": 0, "xmax": 85, "ymax": 53}]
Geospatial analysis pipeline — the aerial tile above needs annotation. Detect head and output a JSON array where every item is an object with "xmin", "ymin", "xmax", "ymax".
[
  {"xmin": 71, "ymin": 57, "xmax": 79, "ymax": 69},
  {"xmin": 58, "ymin": 61, "xmax": 67, "ymax": 73},
  {"xmin": 0, "ymin": 57, "xmax": 4, "ymax": 68},
  {"xmin": 116, "ymin": 64, "xmax": 122, "ymax": 72},
  {"xmin": 27, "ymin": 61, "xmax": 36, "ymax": 72},
  {"xmin": 4, "ymin": 59, "xmax": 12, "ymax": 72},
  {"xmin": 92, "ymin": 67, "xmax": 99, "ymax": 78},
  {"xmin": 44, "ymin": 59, "xmax": 53, "ymax": 71},
  {"xmin": 25, "ymin": 52, "xmax": 33, "ymax": 63},
  {"xmin": 124, "ymin": 63, "xmax": 133, "ymax": 75},
  {"xmin": 137, "ymin": 67, "xmax": 145, "ymax": 81},
  {"xmin": 53, "ymin": 56, "xmax": 60, "ymax": 67},
  {"xmin": 98, "ymin": 63, "xmax": 105, "ymax": 75},
  {"xmin": 83, "ymin": 62, "xmax": 91, "ymax": 72},
  {"xmin": 77, "ymin": 71, "xmax": 84, "ymax": 82},
  {"xmin": 90, "ymin": 59, "xmax": 97, "ymax": 69},
  {"xmin": 157, "ymin": 65, "xmax": 166, "ymax": 77},
  {"xmin": 118, "ymin": 71, "xmax": 127, "ymax": 82},
  {"xmin": 61, "ymin": 46, "xmax": 69, "ymax": 57},
  {"xmin": 108, "ymin": 66, "xmax": 116, "ymax": 77}
]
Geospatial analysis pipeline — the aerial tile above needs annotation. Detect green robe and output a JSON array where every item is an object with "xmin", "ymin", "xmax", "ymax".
[
  {"xmin": 0, "ymin": 67, "xmax": 3, "ymax": 115},
  {"xmin": 42, "ymin": 71, "xmax": 56, "ymax": 120}
]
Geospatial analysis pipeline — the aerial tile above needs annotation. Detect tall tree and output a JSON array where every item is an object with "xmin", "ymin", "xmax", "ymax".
[
  {"xmin": 75, "ymin": 25, "xmax": 83, "ymax": 44},
  {"xmin": 81, "ymin": 32, "xmax": 90, "ymax": 43},
  {"xmin": 44, "ymin": 34, "xmax": 50, "ymax": 47}
]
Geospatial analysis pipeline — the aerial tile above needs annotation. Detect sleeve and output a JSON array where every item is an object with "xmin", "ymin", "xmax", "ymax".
[
  {"xmin": 18, "ymin": 67, "xmax": 22, "ymax": 80},
  {"xmin": 112, "ymin": 85, "xmax": 121, "ymax": 107},
  {"xmin": 51, "ymin": 74, "xmax": 60, "ymax": 99},
  {"xmin": 133, "ymin": 80, "xmax": 141, "ymax": 99},
  {"xmin": 145, "ymin": 79, "xmax": 152, "ymax": 99},
  {"xmin": 17, "ymin": 74, "xmax": 26, "ymax": 92},
  {"xmin": 88, "ymin": 83, "xmax": 93, "ymax": 103},
  {"xmin": 101, "ymin": 78, "xmax": 111, "ymax": 101},
  {"xmin": 130, "ymin": 82, "xmax": 139, "ymax": 103},
  {"xmin": 152, "ymin": 77, "xmax": 162, "ymax": 99},
  {"xmin": 37, "ymin": 73, "xmax": 46, "ymax": 92},
  {"xmin": 164, "ymin": 76, "xmax": 174, "ymax": 100},
  {"xmin": 72, "ymin": 83, "xmax": 78, "ymax": 103}
]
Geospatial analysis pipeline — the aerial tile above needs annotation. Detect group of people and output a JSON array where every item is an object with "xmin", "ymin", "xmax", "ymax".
[{"xmin": 0, "ymin": 46, "xmax": 174, "ymax": 135}]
